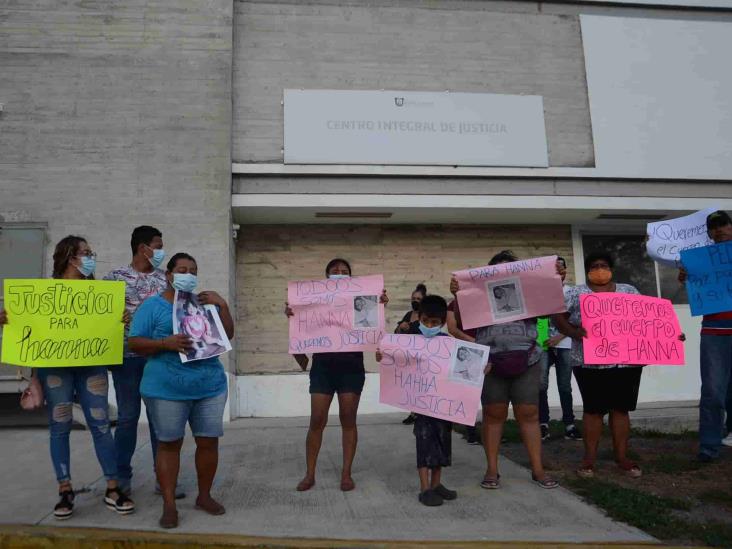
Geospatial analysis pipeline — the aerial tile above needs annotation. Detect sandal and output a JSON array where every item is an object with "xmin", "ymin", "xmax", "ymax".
[
  {"xmin": 54, "ymin": 489, "xmax": 75, "ymax": 520},
  {"xmin": 617, "ymin": 460, "xmax": 642, "ymax": 478},
  {"xmin": 576, "ymin": 461, "xmax": 595, "ymax": 479},
  {"xmin": 480, "ymin": 474, "xmax": 500, "ymax": 489},
  {"xmin": 104, "ymin": 487, "xmax": 135, "ymax": 515},
  {"xmin": 532, "ymin": 474, "xmax": 559, "ymax": 489}
]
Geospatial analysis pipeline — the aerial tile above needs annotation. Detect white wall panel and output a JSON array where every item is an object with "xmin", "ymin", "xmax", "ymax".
[{"xmin": 581, "ymin": 15, "xmax": 732, "ymax": 179}]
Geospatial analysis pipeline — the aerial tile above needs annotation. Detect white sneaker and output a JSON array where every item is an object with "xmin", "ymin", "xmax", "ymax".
[{"xmin": 722, "ymin": 433, "xmax": 732, "ymax": 447}]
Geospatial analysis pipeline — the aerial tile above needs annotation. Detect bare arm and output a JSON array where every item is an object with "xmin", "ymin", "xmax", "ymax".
[
  {"xmin": 447, "ymin": 310, "xmax": 475, "ymax": 343},
  {"xmin": 129, "ymin": 334, "xmax": 193, "ymax": 356},
  {"xmin": 550, "ymin": 312, "xmax": 586, "ymax": 340}
]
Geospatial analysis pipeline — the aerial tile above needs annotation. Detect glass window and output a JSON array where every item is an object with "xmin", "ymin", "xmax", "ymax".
[{"xmin": 580, "ymin": 233, "xmax": 688, "ymax": 305}]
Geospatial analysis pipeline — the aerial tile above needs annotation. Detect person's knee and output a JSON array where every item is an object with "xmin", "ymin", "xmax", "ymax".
[
  {"xmin": 483, "ymin": 404, "xmax": 509, "ymax": 423},
  {"xmin": 310, "ymin": 413, "xmax": 328, "ymax": 432},
  {"xmin": 158, "ymin": 438, "xmax": 184, "ymax": 451},
  {"xmin": 194, "ymin": 436, "xmax": 219, "ymax": 450},
  {"xmin": 339, "ymin": 411, "xmax": 357, "ymax": 429},
  {"xmin": 515, "ymin": 405, "xmax": 539, "ymax": 424},
  {"xmin": 50, "ymin": 402, "xmax": 73, "ymax": 432}
]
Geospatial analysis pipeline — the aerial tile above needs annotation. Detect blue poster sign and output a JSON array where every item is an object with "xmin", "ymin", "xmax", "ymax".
[{"xmin": 681, "ymin": 241, "xmax": 732, "ymax": 317}]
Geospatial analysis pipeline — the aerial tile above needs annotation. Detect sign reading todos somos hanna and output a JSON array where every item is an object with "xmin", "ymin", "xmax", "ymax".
[
  {"xmin": 646, "ymin": 207, "xmax": 716, "ymax": 268},
  {"xmin": 580, "ymin": 293, "xmax": 684, "ymax": 365},
  {"xmin": 453, "ymin": 256, "xmax": 566, "ymax": 330},
  {"xmin": 379, "ymin": 334, "xmax": 489, "ymax": 427},
  {"xmin": 1, "ymin": 279, "xmax": 126, "ymax": 367},
  {"xmin": 681, "ymin": 240, "xmax": 732, "ymax": 317},
  {"xmin": 288, "ymin": 275, "xmax": 385, "ymax": 354},
  {"xmin": 283, "ymin": 89, "xmax": 549, "ymax": 167}
]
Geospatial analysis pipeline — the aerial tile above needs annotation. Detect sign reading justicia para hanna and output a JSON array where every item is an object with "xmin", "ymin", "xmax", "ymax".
[{"xmin": 283, "ymin": 90, "xmax": 549, "ymax": 167}]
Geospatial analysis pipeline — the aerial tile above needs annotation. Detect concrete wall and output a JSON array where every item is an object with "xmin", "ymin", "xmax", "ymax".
[
  {"xmin": 233, "ymin": 0, "xmax": 594, "ymax": 167},
  {"xmin": 0, "ymin": 1, "xmax": 234, "ymax": 310},
  {"xmin": 235, "ymin": 223, "xmax": 573, "ymax": 374}
]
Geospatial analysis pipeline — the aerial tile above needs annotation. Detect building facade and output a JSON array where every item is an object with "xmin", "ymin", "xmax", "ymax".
[{"xmin": 2, "ymin": 0, "xmax": 732, "ymax": 418}]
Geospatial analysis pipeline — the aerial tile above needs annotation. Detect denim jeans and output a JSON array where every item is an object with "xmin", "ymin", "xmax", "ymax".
[
  {"xmin": 539, "ymin": 348, "xmax": 576, "ymax": 426},
  {"xmin": 699, "ymin": 334, "xmax": 732, "ymax": 457},
  {"xmin": 110, "ymin": 356, "xmax": 158, "ymax": 486},
  {"xmin": 37, "ymin": 366, "xmax": 117, "ymax": 483}
]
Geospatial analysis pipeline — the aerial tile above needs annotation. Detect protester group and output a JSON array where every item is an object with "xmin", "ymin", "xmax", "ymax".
[{"xmin": 1, "ymin": 210, "xmax": 731, "ymax": 528}]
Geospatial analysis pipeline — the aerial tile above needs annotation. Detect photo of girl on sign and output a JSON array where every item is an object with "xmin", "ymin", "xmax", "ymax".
[{"xmin": 174, "ymin": 291, "xmax": 232, "ymax": 363}]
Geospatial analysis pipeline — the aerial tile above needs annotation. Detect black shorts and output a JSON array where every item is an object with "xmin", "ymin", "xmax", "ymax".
[
  {"xmin": 309, "ymin": 352, "xmax": 365, "ymax": 396},
  {"xmin": 573, "ymin": 366, "xmax": 643, "ymax": 415},
  {"xmin": 413, "ymin": 414, "xmax": 452, "ymax": 469}
]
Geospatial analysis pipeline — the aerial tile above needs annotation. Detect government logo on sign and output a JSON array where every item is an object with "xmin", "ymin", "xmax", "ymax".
[{"xmin": 394, "ymin": 97, "xmax": 404, "ymax": 107}]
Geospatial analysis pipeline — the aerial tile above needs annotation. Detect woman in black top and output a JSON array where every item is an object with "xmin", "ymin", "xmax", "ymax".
[
  {"xmin": 287, "ymin": 258, "xmax": 388, "ymax": 492},
  {"xmin": 395, "ymin": 284, "xmax": 427, "ymax": 334}
]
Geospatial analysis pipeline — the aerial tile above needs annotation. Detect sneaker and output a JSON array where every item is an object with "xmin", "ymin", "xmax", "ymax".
[
  {"xmin": 540, "ymin": 424, "xmax": 550, "ymax": 441},
  {"xmin": 104, "ymin": 487, "xmax": 135, "ymax": 515},
  {"xmin": 53, "ymin": 490, "xmax": 75, "ymax": 520},
  {"xmin": 418, "ymin": 489, "xmax": 443, "ymax": 507},
  {"xmin": 722, "ymin": 433, "xmax": 732, "ymax": 448},
  {"xmin": 155, "ymin": 482, "xmax": 187, "ymax": 499},
  {"xmin": 433, "ymin": 484, "xmax": 457, "ymax": 500},
  {"xmin": 698, "ymin": 452, "xmax": 716, "ymax": 463},
  {"xmin": 402, "ymin": 413, "xmax": 416, "ymax": 425},
  {"xmin": 564, "ymin": 425, "xmax": 583, "ymax": 441}
]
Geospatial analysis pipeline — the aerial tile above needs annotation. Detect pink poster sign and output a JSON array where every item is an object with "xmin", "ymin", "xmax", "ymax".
[
  {"xmin": 378, "ymin": 334, "xmax": 489, "ymax": 426},
  {"xmin": 288, "ymin": 275, "xmax": 385, "ymax": 354},
  {"xmin": 580, "ymin": 293, "xmax": 685, "ymax": 365},
  {"xmin": 453, "ymin": 255, "xmax": 565, "ymax": 330}
]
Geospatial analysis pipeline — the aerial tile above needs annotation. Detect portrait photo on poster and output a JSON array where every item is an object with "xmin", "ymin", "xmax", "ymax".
[
  {"xmin": 448, "ymin": 342, "xmax": 489, "ymax": 387},
  {"xmin": 487, "ymin": 277, "xmax": 525, "ymax": 320},
  {"xmin": 173, "ymin": 290, "xmax": 232, "ymax": 363},
  {"xmin": 353, "ymin": 294, "xmax": 379, "ymax": 329}
]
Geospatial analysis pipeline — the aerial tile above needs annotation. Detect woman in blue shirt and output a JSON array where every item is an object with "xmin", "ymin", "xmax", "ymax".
[{"xmin": 129, "ymin": 252, "xmax": 234, "ymax": 529}]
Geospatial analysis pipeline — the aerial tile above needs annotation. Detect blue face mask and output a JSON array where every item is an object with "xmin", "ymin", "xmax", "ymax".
[
  {"xmin": 172, "ymin": 273, "xmax": 198, "ymax": 293},
  {"xmin": 76, "ymin": 256, "xmax": 96, "ymax": 277},
  {"xmin": 328, "ymin": 274, "xmax": 350, "ymax": 280},
  {"xmin": 148, "ymin": 248, "xmax": 166, "ymax": 269},
  {"xmin": 419, "ymin": 323, "xmax": 442, "ymax": 338}
]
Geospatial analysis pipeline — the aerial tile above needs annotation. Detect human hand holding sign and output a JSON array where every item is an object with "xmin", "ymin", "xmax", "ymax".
[
  {"xmin": 379, "ymin": 289, "xmax": 389, "ymax": 306},
  {"xmin": 198, "ymin": 291, "xmax": 225, "ymax": 308},
  {"xmin": 450, "ymin": 276, "xmax": 459, "ymax": 296},
  {"xmin": 122, "ymin": 310, "xmax": 131, "ymax": 328},
  {"xmin": 162, "ymin": 334, "xmax": 194, "ymax": 353},
  {"xmin": 0, "ymin": 309, "xmax": 7, "ymax": 326}
]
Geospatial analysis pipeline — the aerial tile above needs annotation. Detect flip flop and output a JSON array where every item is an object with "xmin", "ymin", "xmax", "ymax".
[
  {"xmin": 480, "ymin": 474, "xmax": 500, "ymax": 489},
  {"xmin": 532, "ymin": 474, "xmax": 559, "ymax": 489}
]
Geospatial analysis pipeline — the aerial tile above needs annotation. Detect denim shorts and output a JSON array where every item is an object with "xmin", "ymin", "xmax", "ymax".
[{"xmin": 144, "ymin": 390, "xmax": 227, "ymax": 441}]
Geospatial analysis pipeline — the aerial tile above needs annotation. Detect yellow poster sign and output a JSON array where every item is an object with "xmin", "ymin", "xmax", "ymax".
[{"xmin": 1, "ymin": 279, "xmax": 126, "ymax": 367}]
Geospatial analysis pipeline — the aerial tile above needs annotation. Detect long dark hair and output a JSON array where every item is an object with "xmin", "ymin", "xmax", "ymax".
[
  {"xmin": 325, "ymin": 257, "xmax": 352, "ymax": 276},
  {"xmin": 52, "ymin": 235, "xmax": 88, "ymax": 279}
]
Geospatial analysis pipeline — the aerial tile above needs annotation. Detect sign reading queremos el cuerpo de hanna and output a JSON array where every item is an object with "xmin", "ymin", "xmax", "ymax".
[
  {"xmin": 1, "ymin": 279, "xmax": 125, "ymax": 367},
  {"xmin": 283, "ymin": 90, "xmax": 549, "ymax": 167}
]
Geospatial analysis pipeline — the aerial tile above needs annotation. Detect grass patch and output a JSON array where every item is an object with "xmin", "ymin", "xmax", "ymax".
[
  {"xmin": 564, "ymin": 477, "xmax": 732, "ymax": 547},
  {"xmin": 700, "ymin": 489, "xmax": 732, "ymax": 509},
  {"xmin": 630, "ymin": 427, "xmax": 698, "ymax": 440},
  {"xmin": 643, "ymin": 454, "xmax": 703, "ymax": 475}
]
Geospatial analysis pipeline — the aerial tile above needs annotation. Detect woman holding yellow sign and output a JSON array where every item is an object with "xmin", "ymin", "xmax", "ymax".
[{"xmin": 0, "ymin": 235, "xmax": 134, "ymax": 520}]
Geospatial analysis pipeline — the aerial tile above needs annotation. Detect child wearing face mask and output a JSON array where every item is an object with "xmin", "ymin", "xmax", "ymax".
[{"xmin": 378, "ymin": 294, "xmax": 458, "ymax": 507}]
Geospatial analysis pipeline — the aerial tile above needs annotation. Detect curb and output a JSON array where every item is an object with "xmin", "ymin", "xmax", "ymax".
[{"xmin": 0, "ymin": 524, "xmax": 678, "ymax": 549}]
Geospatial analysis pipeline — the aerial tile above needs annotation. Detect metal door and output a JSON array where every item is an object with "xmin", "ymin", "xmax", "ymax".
[{"xmin": 0, "ymin": 226, "xmax": 46, "ymax": 393}]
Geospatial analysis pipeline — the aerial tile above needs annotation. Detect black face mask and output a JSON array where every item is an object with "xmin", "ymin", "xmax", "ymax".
[{"xmin": 411, "ymin": 300, "xmax": 420, "ymax": 311}]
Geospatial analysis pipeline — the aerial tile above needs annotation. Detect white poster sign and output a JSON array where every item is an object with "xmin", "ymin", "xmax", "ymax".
[
  {"xmin": 646, "ymin": 207, "xmax": 717, "ymax": 268},
  {"xmin": 284, "ymin": 89, "xmax": 549, "ymax": 167}
]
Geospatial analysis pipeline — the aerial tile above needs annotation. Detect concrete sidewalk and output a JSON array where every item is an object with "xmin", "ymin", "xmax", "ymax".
[{"xmin": 0, "ymin": 414, "xmax": 654, "ymax": 544}]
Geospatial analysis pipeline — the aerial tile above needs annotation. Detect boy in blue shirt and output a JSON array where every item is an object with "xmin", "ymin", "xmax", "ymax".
[{"xmin": 379, "ymin": 295, "xmax": 457, "ymax": 506}]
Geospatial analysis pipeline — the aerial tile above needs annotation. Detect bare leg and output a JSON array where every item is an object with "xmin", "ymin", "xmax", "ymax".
[
  {"xmin": 156, "ymin": 439, "xmax": 184, "ymax": 527},
  {"xmin": 482, "ymin": 403, "xmax": 509, "ymax": 478},
  {"xmin": 514, "ymin": 403, "xmax": 547, "ymax": 479},
  {"xmin": 609, "ymin": 410, "xmax": 631, "ymax": 463},
  {"xmin": 193, "ymin": 436, "xmax": 224, "ymax": 515},
  {"xmin": 337, "ymin": 391, "xmax": 361, "ymax": 491},
  {"xmin": 418, "ymin": 467, "xmax": 430, "ymax": 492},
  {"xmin": 430, "ymin": 467, "xmax": 442, "ymax": 488},
  {"xmin": 297, "ymin": 393, "xmax": 333, "ymax": 491},
  {"xmin": 582, "ymin": 412, "xmax": 604, "ymax": 467}
]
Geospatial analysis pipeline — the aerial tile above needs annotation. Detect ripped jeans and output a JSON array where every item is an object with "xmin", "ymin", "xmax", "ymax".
[{"xmin": 37, "ymin": 367, "xmax": 118, "ymax": 483}]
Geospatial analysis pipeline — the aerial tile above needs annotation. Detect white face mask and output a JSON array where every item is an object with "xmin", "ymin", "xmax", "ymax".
[{"xmin": 328, "ymin": 274, "xmax": 350, "ymax": 279}]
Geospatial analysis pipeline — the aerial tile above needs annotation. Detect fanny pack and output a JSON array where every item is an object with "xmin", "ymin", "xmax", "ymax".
[{"xmin": 490, "ymin": 345, "xmax": 536, "ymax": 379}]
